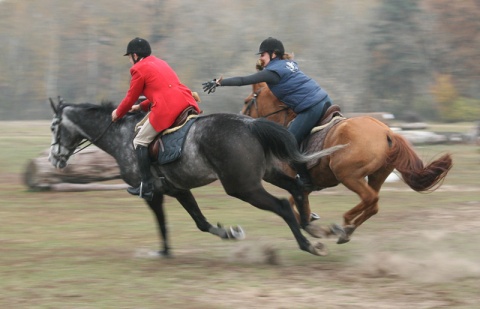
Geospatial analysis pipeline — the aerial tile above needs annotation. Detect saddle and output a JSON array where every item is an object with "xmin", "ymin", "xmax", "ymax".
[
  {"xmin": 148, "ymin": 106, "xmax": 200, "ymax": 161},
  {"xmin": 303, "ymin": 104, "xmax": 345, "ymax": 169},
  {"xmin": 318, "ymin": 104, "xmax": 342, "ymax": 127}
]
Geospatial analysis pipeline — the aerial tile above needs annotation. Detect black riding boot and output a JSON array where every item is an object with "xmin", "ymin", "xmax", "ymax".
[
  {"xmin": 127, "ymin": 145, "xmax": 154, "ymax": 201},
  {"xmin": 293, "ymin": 162, "xmax": 314, "ymax": 191}
]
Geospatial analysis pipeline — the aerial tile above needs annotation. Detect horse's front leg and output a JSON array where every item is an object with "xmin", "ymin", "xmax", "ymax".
[
  {"xmin": 267, "ymin": 170, "xmax": 328, "ymax": 238},
  {"xmin": 146, "ymin": 193, "xmax": 171, "ymax": 257},
  {"xmin": 174, "ymin": 190, "xmax": 245, "ymax": 240},
  {"xmin": 264, "ymin": 167, "xmax": 322, "ymax": 234},
  {"xmin": 264, "ymin": 168, "xmax": 311, "ymax": 228}
]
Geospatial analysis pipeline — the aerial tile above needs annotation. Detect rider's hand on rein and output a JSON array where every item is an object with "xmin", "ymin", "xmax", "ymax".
[{"xmin": 129, "ymin": 104, "xmax": 141, "ymax": 113}]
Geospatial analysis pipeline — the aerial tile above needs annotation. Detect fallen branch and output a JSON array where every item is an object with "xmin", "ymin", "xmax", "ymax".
[{"xmin": 24, "ymin": 147, "xmax": 124, "ymax": 191}]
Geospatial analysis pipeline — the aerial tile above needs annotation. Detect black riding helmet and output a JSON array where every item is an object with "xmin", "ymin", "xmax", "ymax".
[
  {"xmin": 257, "ymin": 37, "xmax": 285, "ymax": 58},
  {"xmin": 124, "ymin": 37, "xmax": 152, "ymax": 58}
]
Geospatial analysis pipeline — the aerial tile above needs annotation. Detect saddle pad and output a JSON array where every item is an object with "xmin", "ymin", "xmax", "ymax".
[
  {"xmin": 304, "ymin": 116, "xmax": 345, "ymax": 169},
  {"xmin": 157, "ymin": 117, "xmax": 198, "ymax": 165}
]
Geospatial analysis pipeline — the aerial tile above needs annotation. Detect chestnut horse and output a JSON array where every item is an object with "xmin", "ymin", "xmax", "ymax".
[{"xmin": 243, "ymin": 82, "xmax": 453, "ymax": 246}]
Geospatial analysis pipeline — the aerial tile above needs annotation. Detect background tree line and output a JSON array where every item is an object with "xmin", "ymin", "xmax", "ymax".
[{"xmin": 0, "ymin": 0, "xmax": 478, "ymax": 122}]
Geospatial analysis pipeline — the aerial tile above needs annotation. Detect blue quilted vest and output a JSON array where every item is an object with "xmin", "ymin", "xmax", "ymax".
[{"xmin": 265, "ymin": 59, "xmax": 328, "ymax": 113}]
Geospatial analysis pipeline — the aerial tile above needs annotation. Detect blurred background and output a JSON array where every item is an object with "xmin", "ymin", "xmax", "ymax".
[
  {"xmin": 1, "ymin": 2, "xmax": 479, "ymax": 307},
  {"xmin": 0, "ymin": 0, "xmax": 479, "ymax": 122}
]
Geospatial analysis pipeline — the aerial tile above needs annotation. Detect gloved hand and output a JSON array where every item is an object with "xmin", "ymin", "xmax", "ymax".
[{"xmin": 202, "ymin": 79, "xmax": 218, "ymax": 94}]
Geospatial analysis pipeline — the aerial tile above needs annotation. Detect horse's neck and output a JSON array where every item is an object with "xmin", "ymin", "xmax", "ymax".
[
  {"xmin": 66, "ymin": 108, "xmax": 135, "ymax": 160},
  {"xmin": 257, "ymin": 85, "xmax": 295, "ymax": 126},
  {"xmin": 63, "ymin": 107, "xmax": 140, "ymax": 186}
]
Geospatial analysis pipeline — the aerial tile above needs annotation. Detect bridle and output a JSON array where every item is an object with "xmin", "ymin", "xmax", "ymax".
[
  {"xmin": 243, "ymin": 87, "xmax": 291, "ymax": 127},
  {"xmin": 50, "ymin": 98, "xmax": 113, "ymax": 157},
  {"xmin": 71, "ymin": 122, "xmax": 113, "ymax": 155}
]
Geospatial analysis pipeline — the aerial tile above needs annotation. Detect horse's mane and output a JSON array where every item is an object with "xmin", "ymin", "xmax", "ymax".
[
  {"xmin": 82, "ymin": 101, "xmax": 116, "ymax": 112},
  {"xmin": 60, "ymin": 101, "xmax": 116, "ymax": 113},
  {"xmin": 59, "ymin": 100, "xmax": 145, "ymax": 123}
]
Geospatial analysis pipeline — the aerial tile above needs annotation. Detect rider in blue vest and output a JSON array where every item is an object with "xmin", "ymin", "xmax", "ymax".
[{"xmin": 202, "ymin": 37, "xmax": 333, "ymax": 190}]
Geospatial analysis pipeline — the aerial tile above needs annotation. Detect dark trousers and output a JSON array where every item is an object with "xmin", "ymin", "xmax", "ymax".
[{"xmin": 288, "ymin": 95, "xmax": 332, "ymax": 146}]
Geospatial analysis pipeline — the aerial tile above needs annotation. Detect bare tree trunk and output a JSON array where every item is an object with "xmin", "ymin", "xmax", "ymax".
[
  {"xmin": 86, "ymin": 7, "xmax": 98, "ymax": 100},
  {"xmin": 45, "ymin": 18, "xmax": 59, "ymax": 100}
]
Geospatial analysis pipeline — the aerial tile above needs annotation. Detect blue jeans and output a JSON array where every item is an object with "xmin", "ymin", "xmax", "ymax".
[{"xmin": 288, "ymin": 95, "xmax": 332, "ymax": 146}]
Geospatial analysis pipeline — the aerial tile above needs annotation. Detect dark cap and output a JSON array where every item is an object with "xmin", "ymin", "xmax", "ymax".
[
  {"xmin": 257, "ymin": 37, "xmax": 285, "ymax": 55},
  {"xmin": 124, "ymin": 37, "xmax": 151, "ymax": 57}
]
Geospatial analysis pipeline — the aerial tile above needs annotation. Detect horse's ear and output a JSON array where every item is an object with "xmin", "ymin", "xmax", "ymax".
[
  {"xmin": 49, "ymin": 97, "xmax": 58, "ymax": 114},
  {"xmin": 57, "ymin": 96, "xmax": 65, "ymax": 105}
]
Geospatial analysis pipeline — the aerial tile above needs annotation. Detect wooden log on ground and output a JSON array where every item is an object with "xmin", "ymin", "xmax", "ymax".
[
  {"xmin": 24, "ymin": 147, "xmax": 125, "ymax": 191},
  {"xmin": 48, "ymin": 183, "xmax": 128, "ymax": 192}
]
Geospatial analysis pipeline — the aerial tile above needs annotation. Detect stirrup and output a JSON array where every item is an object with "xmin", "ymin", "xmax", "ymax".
[
  {"xmin": 127, "ymin": 182, "xmax": 153, "ymax": 201},
  {"xmin": 138, "ymin": 182, "xmax": 153, "ymax": 201},
  {"xmin": 139, "ymin": 182, "xmax": 154, "ymax": 201}
]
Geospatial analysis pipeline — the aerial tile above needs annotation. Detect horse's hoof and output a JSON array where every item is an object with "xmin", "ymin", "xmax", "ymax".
[
  {"xmin": 304, "ymin": 224, "xmax": 328, "ymax": 238},
  {"xmin": 310, "ymin": 212, "xmax": 321, "ymax": 221},
  {"xmin": 228, "ymin": 225, "xmax": 246, "ymax": 240},
  {"xmin": 337, "ymin": 236, "xmax": 350, "ymax": 244},
  {"xmin": 309, "ymin": 242, "xmax": 329, "ymax": 256},
  {"xmin": 330, "ymin": 223, "xmax": 346, "ymax": 238},
  {"xmin": 336, "ymin": 225, "xmax": 355, "ymax": 244},
  {"xmin": 211, "ymin": 223, "xmax": 229, "ymax": 239},
  {"xmin": 344, "ymin": 225, "xmax": 356, "ymax": 235},
  {"xmin": 159, "ymin": 250, "xmax": 172, "ymax": 258},
  {"xmin": 134, "ymin": 248, "xmax": 171, "ymax": 259}
]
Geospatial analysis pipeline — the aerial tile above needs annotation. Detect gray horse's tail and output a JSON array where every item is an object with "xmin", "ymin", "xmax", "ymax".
[{"xmin": 248, "ymin": 118, "xmax": 345, "ymax": 163}]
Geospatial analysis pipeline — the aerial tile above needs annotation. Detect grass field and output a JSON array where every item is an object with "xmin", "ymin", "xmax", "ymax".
[{"xmin": 1, "ymin": 121, "xmax": 479, "ymax": 309}]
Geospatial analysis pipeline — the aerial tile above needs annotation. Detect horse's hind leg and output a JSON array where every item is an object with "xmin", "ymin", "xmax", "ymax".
[
  {"xmin": 337, "ymin": 169, "xmax": 393, "ymax": 244},
  {"xmin": 347, "ymin": 169, "xmax": 392, "ymax": 229},
  {"xmin": 173, "ymin": 190, "xmax": 242, "ymax": 240},
  {"xmin": 226, "ymin": 184, "xmax": 328, "ymax": 256}
]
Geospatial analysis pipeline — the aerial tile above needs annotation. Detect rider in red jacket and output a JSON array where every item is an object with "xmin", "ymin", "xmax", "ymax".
[{"xmin": 112, "ymin": 37, "xmax": 200, "ymax": 200}]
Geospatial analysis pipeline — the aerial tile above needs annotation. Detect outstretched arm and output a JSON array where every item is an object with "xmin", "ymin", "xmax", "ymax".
[
  {"xmin": 220, "ymin": 70, "xmax": 280, "ymax": 86},
  {"xmin": 203, "ymin": 70, "xmax": 280, "ymax": 94}
]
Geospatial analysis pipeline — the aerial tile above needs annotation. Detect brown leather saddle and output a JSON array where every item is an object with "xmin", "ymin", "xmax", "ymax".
[
  {"xmin": 318, "ymin": 104, "xmax": 343, "ymax": 127},
  {"xmin": 303, "ymin": 104, "xmax": 345, "ymax": 169},
  {"xmin": 148, "ymin": 106, "xmax": 200, "ymax": 160}
]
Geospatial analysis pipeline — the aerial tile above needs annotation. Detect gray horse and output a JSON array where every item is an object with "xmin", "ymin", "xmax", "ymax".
[{"xmin": 48, "ymin": 99, "xmax": 343, "ymax": 257}]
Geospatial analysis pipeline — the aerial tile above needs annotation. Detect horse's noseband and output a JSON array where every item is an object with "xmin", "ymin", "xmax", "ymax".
[{"xmin": 50, "ymin": 114, "xmax": 75, "ymax": 163}]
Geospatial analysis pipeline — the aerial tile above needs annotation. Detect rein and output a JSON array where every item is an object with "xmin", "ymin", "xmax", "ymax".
[
  {"xmin": 244, "ymin": 87, "xmax": 291, "ymax": 126},
  {"xmin": 71, "ymin": 121, "xmax": 113, "ymax": 155}
]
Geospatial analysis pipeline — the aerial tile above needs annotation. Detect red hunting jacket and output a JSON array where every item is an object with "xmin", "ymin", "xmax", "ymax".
[{"xmin": 116, "ymin": 55, "xmax": 200, "ymax": 132}]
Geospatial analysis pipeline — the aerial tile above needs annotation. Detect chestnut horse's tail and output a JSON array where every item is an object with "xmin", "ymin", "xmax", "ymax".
[{"xmin": 386, "ymin": 134, "xmax": 452, "ymax": 192}]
